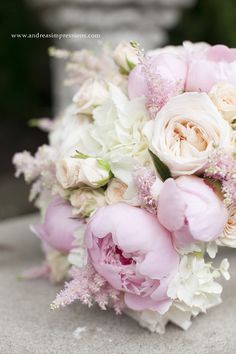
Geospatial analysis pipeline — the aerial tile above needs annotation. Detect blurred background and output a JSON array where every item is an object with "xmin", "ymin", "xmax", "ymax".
[{"xmin": 1, "ymin": 0, "xmax": 236, "ymax": 220}]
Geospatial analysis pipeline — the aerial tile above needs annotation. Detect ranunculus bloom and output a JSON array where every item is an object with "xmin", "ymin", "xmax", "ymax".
[
  {"xmin": 85, "ymin": 203, "xmax": 179, "ymax": 314},
  {"xmin": 158, "ymin": 176, "xmax": 228, "ymax": 247},
  {"xmin": 186, "ymin": 45, "xmax": 236, "ymax": 92},
  {"xmin": 144, "ymin": 92, "xmax": 231, "ymax": 176},
  {"xmin": 128, "ymin": 52, "xmax": 187, "ymax": 100},
  {"xmin": 31, "ymin": 197, "xmax": 82, "ymax": 252}
]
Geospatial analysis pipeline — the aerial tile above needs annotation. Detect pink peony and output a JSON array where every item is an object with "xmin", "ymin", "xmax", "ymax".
[
  {"xmin": 31, "ymin": 197, "xmax": 82, "ymax": 252},
  {"xmin": 186, "ymin": 44, "xmax": 236, "ymax": 92},
  {"xmin": 128, "ymin": 52, "xmax": 187, "ymax": 100},
  {"xmin": 85, "ymin": 202, "xmax": 179, "ymax": 314},
  {"xmin": 158, "ymin": 176, "xmax": 228, "ymax": 248}
]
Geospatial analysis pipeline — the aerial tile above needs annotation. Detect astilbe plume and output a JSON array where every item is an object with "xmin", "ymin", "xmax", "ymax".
[
  {"xmin": 132, "ymin": 42, "xmax": 181, "ymax": 119},
  {"xmin": 51, "ymin": 263, "xmax": 124, "ymax": 314},
  {"xmin": 13, "ymin": 145, "xmax": 57, "ymax": 201},
  {"xmin": 49, "ymin": 46, "xmax": 119, "ymax": 87},
  {"xmin": 204, "ymin": 148, "xmax": 236, "ymax": 206},
  {"xmin": 134, "ymin": 166, "xmax": 158, "ymax": 215}
]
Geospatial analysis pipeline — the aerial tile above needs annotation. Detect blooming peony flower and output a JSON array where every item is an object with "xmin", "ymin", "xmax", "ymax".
[
  {"xmin": 144, "ymin": 92, "xmax": 232, "ymax": 176},
  {"xmin": 158, "ymin": 176, "xmax": 228, "ymax": 247},
  {"xmin": 31, "ymin": 197, "xmax": 83, "ymax": 252},
  {"xmin": 186, "ymin": 44, "xmax": 236, "ymax": 92},
  {"xmin": 85, "ymin": 202, "xmax": 179, "ymax": 314},
  {"xmin": 209, "ymin": 82, "xmax": 236, "ymax": 123},
  {"xmin": 128, "ymin": 52, "xmax": 187, "ymax": 100}
]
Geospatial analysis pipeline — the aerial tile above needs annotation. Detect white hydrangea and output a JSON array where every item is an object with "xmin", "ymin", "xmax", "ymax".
[
  {"xmin": 167, "ymin": 255, "xmax": 230, "ymax": 316},
  {"xmin": 75, "ymin": 84, "xmax": 151, "ymax": 199}
]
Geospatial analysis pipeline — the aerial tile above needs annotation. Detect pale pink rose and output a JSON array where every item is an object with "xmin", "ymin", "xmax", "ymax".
[
  {"xmin": 158, "ymin": 176, "xmax": 228, "ymax": 248},
  {"xmin": 128, "ymin": 52, "xmax": 187, "ymax": 100},
  {"xmin": 31, "ymin": 197, "xmax": 82, "ymax": 252},
  {"xmin": 186, "ymin": 45, "xmax": 236, "ymax": 92},
  {"xmin": 85, "ymin": 203, "xmax": 179, "ymax": 314}
]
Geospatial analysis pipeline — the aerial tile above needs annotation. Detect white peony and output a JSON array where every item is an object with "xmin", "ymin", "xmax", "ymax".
[
  {"xmin": 144, "ymin": 92, "xmax": 232, "ymax": 176},
  {"xmin": 209, "ymin": 82, "xmax": 236, "ymax": 123},
  {"xmin": 56, "ymin": 157, "xmax": 110, "ymax": 189},
  {"xmin": 73, "ymin": 78, "xmax": 109, "ymax": 115},
  {"xmin": 113, "ymin": 41, "xmax": 139, "ymax": 73}
]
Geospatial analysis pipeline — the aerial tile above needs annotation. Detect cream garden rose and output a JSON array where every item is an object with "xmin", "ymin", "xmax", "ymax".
[
  {"xmin": 70, "ymin": 187, "xmax": 106, "ymax": 217},
  {"xmin": 56, "ymin": 157, "xmax": 110, "ymax": 189},
  {"xmin": 218, "ymin": 203, "xmax": 236, "ymax": 248},
  {"xmin": 144, "ymin": 92, "xmax": 232, "ymax": 176},
  {"xmin": 73, "ymin": 78, "xmax": 109, "ymax": 115},
  {"xmin": 209, "ymin": 82, "xmax": 236, "ymax": 123}
]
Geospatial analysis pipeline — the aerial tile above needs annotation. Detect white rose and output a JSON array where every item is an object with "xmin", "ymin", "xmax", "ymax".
[
  {"xmin": 70, "ymin": 187, "xmax": 106, "ymax": 217},
  {"xmin": 113, "ymin": 41, "xmax": 139, "ymax": 73},
  {"xmin": 105, "ymin": 178, "xmax": 127, "ymax": 204},
  {"xmin": 217, "ymin": 203, "xmax": 236, "ymax": 248},
  {"xmin": 209, "ymin": 82, "xmax": 236, "ymax": 123},
  {"xmin": 144, "ymin": 92, "xmax": 232, "ymax": 176},
  {"xmin": 56, "ymin": 157, "xmax": 110, "ymax": 189},
  {"xmin": 73, "ymin": 78, "xmax": 109, "ymax": 115},
  {"xmin": 56, "ymin": 157, "xmax": 81, "ymax": 189}
]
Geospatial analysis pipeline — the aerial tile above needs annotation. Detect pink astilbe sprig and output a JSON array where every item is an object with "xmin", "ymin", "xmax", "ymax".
[
  {"xmin": 133, "ymin": 166, "xmax": 158, "ymax": 215},
  {"xmin": 13, "ymin": 145, "xmax": 57, "ymax": 201},
  {"xmin": 131, "ymin": 41, "xmax": 182, "ymax": 119},
  {"xmin": 51, "ymin": 263, "xmax": 124, "ymax": 314},
  {"xmin": 204, "ymin": 148, "xmax": 236, "ymax": 206}
]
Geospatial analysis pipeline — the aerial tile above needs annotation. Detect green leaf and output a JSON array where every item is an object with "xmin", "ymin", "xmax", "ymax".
[{"xmin": 149, "ymin": 149, "xmax": 171, "ymax": 181}]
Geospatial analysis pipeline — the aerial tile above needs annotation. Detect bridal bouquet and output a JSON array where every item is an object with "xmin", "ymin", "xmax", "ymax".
[{"xmin": 13, "ymin": 41, "xmax": 236, "ymax": 333}]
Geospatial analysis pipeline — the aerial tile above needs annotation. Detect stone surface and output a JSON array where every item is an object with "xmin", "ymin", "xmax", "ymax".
[{"xmin": 0, "ymin": 214, "xmax": 236, "ymax": 354}]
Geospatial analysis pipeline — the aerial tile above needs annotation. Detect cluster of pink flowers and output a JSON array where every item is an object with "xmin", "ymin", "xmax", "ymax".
[
  {"xmin": 205, "ymin": 148, "xmax": 236, "ymax": 206},
  {"xmin": 13, "ymin": 40, "xmax": 236, "ymax": 333}
]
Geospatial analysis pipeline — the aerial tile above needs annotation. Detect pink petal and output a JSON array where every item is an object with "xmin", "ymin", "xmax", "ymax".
[{"xmin": 158, "ymin": 178, "xmax": 186, "ymax": 231}]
